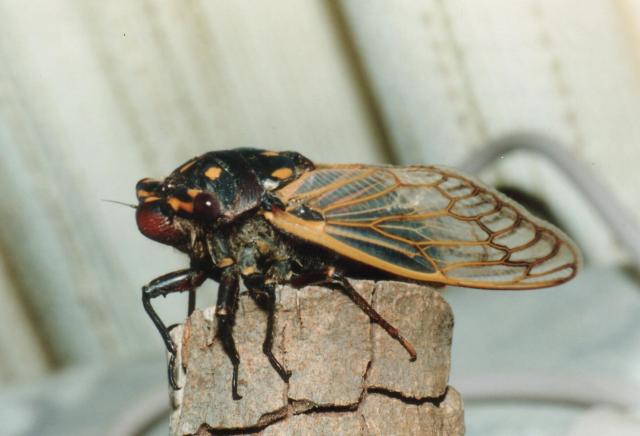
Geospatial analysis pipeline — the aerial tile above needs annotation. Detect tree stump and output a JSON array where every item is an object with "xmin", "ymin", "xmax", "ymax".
[{"xmin": 168, "ymin": 280, "xmax": 464, "ymax": 435}]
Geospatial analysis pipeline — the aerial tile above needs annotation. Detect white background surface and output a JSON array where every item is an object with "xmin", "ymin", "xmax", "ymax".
[{"xmin": 0, "ymin": 1, "xmax": 639, "ymax": 434}]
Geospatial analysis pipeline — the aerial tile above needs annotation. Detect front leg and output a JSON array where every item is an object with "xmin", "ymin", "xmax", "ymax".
[
  {"xmin": 216, "ymin": 267, "xmax": 243, "ymax": 400},
  {"xmin": 142, "ymin": 269, "xmax": 206, "ymax": 389}
]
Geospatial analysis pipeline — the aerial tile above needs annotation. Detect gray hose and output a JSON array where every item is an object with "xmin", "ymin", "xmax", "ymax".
[
  {"xmin": 456, "ymin": 132, "xmax": 640, "ymax": 411},
  {"xmin": 458, "ymin": 132, "xmax": 640, "ymax": 273}
]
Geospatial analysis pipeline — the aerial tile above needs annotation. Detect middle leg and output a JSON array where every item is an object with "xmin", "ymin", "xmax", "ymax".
[
  {"xmin": 216, "ymin": 267, "xmax": 242, "ymax": 400},
  {"xmin": 243, "ymin": 272, "xmax": 291, "ymax": 382}
]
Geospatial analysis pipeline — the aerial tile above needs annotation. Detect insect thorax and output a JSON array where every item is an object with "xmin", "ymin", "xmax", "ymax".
[{"xmin": 205, "ymin": 214, "xmax": 332, "ymax": 282}]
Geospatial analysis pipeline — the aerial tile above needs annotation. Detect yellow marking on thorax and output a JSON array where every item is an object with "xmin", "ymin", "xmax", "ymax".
[
  {"xmin": 205, "ymin": 167, "xmax": 223, "ymax": 180},
  {"xmin": 255, "ymin": 240, "xmax": 270, "ymax": 254},
  {"xmin": 168, "ymin": 197, "xmax": 194, "ymax": 213},
  {"xmin": 143, "ymin": 196, "xmax": 161, "ymax": 203},
  {"xmin": 179, "ymin": 159, "xmax": 197, "ymax": 173},
  {"xmin": 261, "ymin": 150, "xmax": 280, "ymax": 157},
  {"xmin": 187, "ymin": 189, "xmax": 201, "ymax": 198},
  {"xmin": 137, "ymin": 189, "xmax": 153, "ymax": 199},
  {"xmin": 217, "ymin": 258, "xmax": 234, "ymax": 268},
  {"xmin": 241, "ymin": 266, "xmax": 257, "ymax": 276},
  {"xmin": 271, "ymin": 167, "xmax": 293, "ymax": 180}
]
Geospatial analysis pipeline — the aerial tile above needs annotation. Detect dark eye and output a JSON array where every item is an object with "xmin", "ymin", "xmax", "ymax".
[{"xmin": 193, "ymin": 192, "xmax": 221, "ymax": 222}]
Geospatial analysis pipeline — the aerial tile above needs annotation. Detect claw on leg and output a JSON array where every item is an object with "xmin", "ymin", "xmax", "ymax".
[
  {"xmin": 217, "ymin": 268, "xmax": 243, "ymax": 400},
  {"xmin": 291, "ymin": 267, "xmax": 418, "ymax": 361}
]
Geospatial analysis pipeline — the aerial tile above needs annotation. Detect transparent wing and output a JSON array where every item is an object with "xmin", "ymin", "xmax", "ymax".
[{"xmin": 266, "ymin": 165, "xmax": 581, "ymax": 289}]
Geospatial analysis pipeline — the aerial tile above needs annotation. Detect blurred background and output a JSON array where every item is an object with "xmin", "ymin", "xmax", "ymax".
[{"xmin": 1, "ymin": 1, "xmax": 639, "ymax": 435}]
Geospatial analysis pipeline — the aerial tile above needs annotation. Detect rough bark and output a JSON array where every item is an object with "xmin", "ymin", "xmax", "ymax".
[{"xmin": 168, "ymin": 280, "xmax": 464, "ymax": 435}]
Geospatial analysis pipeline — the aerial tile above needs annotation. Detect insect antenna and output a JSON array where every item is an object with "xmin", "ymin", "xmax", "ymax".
[{"xmin": 102, "ymin": 199, "xmax": 138, "ymax": 209}]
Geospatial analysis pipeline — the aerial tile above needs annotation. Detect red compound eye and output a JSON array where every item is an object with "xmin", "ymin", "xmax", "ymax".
[
  {"xmin": 136, "ymin": 201, "xmax": 187, "ymax": 246},
  {"xmin": 193, "ymin": 192, "xmax": 221, "ymax": 222}
]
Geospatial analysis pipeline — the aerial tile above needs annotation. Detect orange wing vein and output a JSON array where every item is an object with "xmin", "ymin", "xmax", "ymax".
[{"xmin": 265, "ymin": 165, "xmax": 581, "ymax": 289}]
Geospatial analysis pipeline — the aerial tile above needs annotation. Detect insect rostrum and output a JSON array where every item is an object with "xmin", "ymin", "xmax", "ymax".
[{"xmin": 136, "ymin": 148, "xmax": 581, "ymax": 400}]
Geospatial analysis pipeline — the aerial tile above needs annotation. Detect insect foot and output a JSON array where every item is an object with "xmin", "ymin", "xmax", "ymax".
[{"xmin": 168, "ymin": 280, "xmax": 464, "ymax": 436}]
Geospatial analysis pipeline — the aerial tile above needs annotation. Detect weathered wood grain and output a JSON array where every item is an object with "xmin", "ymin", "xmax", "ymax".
[{"xmin": 169, "ymin": 280, "xmax": 463, "ymax": 435}]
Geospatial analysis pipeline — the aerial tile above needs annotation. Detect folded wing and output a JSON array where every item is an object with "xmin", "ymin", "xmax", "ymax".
[{"xmin": 266, "ymin": 165, "xmax": 581, "ymax": 289}]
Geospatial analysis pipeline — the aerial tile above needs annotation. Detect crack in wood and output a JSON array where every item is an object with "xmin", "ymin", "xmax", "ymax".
[{"xmin": 169, "ymin": 281, "xmax": 462, "ymax": 435}]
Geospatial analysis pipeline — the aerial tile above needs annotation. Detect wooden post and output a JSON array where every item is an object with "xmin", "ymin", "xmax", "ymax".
[{"xmin": 168, "ymin": 280, "xmax": 464, "ymax": 435}]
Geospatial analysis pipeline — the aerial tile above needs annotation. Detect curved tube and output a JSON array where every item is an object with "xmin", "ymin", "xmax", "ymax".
[{"xmin": 458, "ymin": 132, "xmax": 640, "ymax": 273}]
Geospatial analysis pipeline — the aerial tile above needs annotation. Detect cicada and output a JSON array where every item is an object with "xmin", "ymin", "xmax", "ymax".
[{"xmin": 136, "ymin": 148, "xmax": 581, "ymax": 399}]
